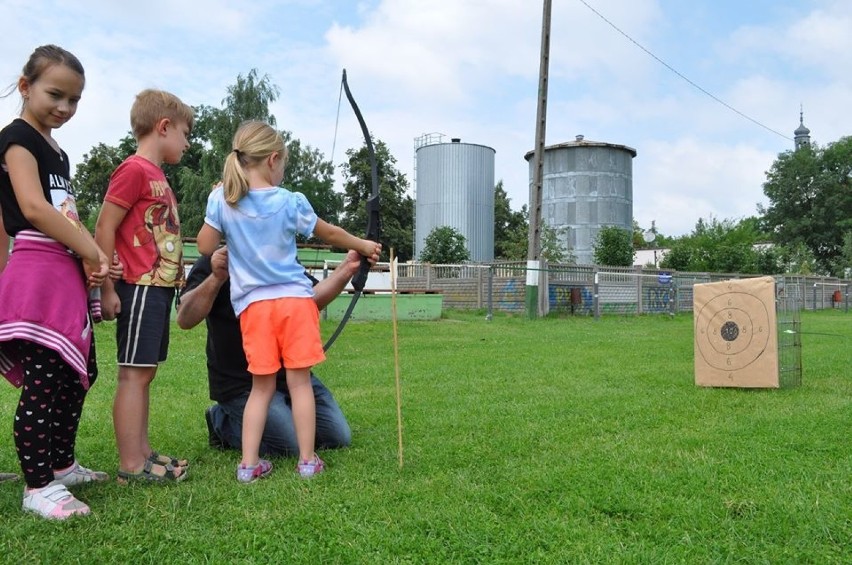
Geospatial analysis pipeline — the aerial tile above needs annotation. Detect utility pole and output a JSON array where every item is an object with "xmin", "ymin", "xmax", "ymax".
[{"xmin": 526, "ymin": 0, "xmax": 552, "ymax": 318}]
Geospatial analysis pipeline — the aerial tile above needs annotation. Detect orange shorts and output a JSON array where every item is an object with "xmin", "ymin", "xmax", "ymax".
[{"xmin": 239, "ymin": 297, "xmax": 325, "ymax": 374}]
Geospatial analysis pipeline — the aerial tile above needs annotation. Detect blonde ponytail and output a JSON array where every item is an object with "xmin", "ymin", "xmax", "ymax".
[
  {"xmin": 222, "ymin": 149, "xmax": 250, "ymax": 205},
  {"xmin": 220, "ymin": 120, "xmax": 287, "ymax": 206}
]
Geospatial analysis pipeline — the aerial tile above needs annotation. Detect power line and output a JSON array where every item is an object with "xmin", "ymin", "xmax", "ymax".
[{"xmin": 578, "ymin": 0, "xmax": 792, "ymax": 141}]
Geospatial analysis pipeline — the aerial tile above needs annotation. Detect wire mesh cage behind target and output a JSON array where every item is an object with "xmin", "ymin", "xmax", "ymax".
[{"xmin": 776, "ymin": 277, "xmax": 802, "ymax": 388}]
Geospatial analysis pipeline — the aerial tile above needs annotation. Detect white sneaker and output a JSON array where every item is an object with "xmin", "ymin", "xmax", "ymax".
[
  {"xmin": 22, "ymin": 483, "xmax": 90, "ymax": 520},
  {"xmin": 53, "ymin": 461, "xmax": 109, "ymax": 487}
]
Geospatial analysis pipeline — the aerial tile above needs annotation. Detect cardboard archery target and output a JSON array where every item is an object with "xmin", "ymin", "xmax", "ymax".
[{"xmin": 693, "ymin": 276, "xmax": 779, "ymax": 388}]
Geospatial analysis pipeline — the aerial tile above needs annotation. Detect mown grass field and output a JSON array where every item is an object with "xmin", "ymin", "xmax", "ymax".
[{"xmin": 1, "ymin": 310, "xmax": 849, "ymax": 563}]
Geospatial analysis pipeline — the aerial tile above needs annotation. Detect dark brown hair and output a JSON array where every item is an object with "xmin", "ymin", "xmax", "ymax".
[
  {"xmin": 1, "ymin": 44, "xmax": 85, "ymax": 101},
  {"xmin": 21, "ymin": 44, "xmax": 85, "ymax": 84}
]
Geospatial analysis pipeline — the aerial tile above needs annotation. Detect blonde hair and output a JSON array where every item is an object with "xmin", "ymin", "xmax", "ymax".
[
  {"xmin": 130, "ymin": 89, "xmax": 194, "ymax": 139},
  {"xmin": 221, "ymin": 120, "xmax": 288, "ymax": 205}
]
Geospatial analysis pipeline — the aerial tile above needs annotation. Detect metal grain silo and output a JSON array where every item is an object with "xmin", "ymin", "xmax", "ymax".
[
  {"xmin": 525, "ymin": 136, "xmax": 636, "ymax": 265},
  {"xmin": 415, "ymin": 136, "xmax": 495, "ymax": 262}
]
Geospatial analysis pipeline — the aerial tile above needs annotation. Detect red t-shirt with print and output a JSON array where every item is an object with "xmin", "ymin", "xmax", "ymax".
[{"xmin": 104, "ymin": 155, "xmax": 184, "ymax": 287}]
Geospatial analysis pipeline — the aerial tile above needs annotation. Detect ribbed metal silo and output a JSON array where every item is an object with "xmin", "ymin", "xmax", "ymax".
[
  {"xmin": 525, "ymin": 137, "xmax": 636, "ymax": 265},
  {"xmin": 415, "ymin": 137, "xmax": 496, "ymax": 262}
]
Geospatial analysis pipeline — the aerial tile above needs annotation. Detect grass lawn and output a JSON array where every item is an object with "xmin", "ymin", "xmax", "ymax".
[{"xmin": 1, "ymin": 309, "xmax": 849, "ymax": 563}]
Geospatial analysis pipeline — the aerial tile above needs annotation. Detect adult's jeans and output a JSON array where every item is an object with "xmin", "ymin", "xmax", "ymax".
[{"xmin": 208, "ymin": 374, "xmax": 351, "ymax": 457}]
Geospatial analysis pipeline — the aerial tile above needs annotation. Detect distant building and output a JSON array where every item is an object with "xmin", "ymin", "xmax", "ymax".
[
  {"xmin": 794, "ymin": 109, "xmax": 811, "ymax": 150},
  {"xmin": 634, "ymin": 248, "xmax": 669, "ymax": 268}
]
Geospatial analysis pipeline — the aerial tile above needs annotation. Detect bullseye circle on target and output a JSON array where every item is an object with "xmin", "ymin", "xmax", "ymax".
[{"xmin": 696, "ymin": 292, "xmax": 771, "ymax": 371}]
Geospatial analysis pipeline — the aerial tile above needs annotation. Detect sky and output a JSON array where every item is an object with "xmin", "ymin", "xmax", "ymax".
[{"xmin": 1, "ymin": 0, "xmax": 849, "ymax": 237}]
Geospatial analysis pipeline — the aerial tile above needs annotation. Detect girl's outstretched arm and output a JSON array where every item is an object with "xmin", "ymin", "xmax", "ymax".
[{"xmin": 313, "ymin": 218, "xmax": 381, "ymax": 259}]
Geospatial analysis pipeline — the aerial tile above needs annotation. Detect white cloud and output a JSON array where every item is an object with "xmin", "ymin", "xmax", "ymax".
[
  {"xmin": 0, "ymin": 0, "xmax": 848, "ymax": 240},
  {"xmin": 636, "ymin": 138, "xmax": 775, "ymax": 236}
]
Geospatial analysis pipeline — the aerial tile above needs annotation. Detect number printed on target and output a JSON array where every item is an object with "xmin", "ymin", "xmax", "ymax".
[{"xmin": 696, "ymin": 292, "xmax": 771, "ymax": 371}]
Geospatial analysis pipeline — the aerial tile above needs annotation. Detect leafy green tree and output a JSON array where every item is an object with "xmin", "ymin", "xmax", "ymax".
[
  {"xmin": 632, "ymin": 219, "xmax": 647, "ymax": 248},
  {"xmin": 660, "ymin": 216, "xmax": 780, "ymax": 274},
  {"xmin": 654, "ymin": 232, "xmax": 676, "ymax": 248},
  {"xmin": 657, "ymin": 243, "xmax": 691, "ymax": 272},
  {"xmin": 339, "ymin": 138, "xmax": 414, "ymax": 262},
  {"xmin": 754, "ymin": 244, "xmax": 784, "ymax": 275},
  {"xmin": 419, "ymin": 226, "xmax": 470, "ymax": 263},
  {"xmin": 499, "ymin": 206, "xmax": 530, "ymax": 261},
  {"xmin": 494, "ymin": 181, "xmax": 527, "ymax": 259},
  {"xmin": 832, "ymin": 231, "xmax": 852, "ymax": 277},
  {"xmin": 178, "ymin": 70, "xmax": 281, "ymax": 236},
  {"xmin": 777, "ymin": 241, "xmax": 818, "ymax": 275},
  {"xmin": 541, "ymin": 223, "xmax": 573, "ymax": 264},
  {"xmin": 494, "ymin": 206, "xmax": 575, "ymax": 263},
  {"xmin": 593, "ymin": 226, "xmax": 634, "ymax": 266},
  {"xmin": 74, "ymin": 69, "xmax": 339, "ymax": 239},
  {"xmin": 633, "ymin": 220, "xmax": 675, "ymax": 250},
  {"xmin": 283, "ymin": 135, "xmax": 339, "ymax": 226},
  {"xmin": 761, "ymin": 136, "xmax": 852, "ymax": 275},
  {"xmin": 73, "ymin": 137, "xmax": 136, "ymax": 230}
]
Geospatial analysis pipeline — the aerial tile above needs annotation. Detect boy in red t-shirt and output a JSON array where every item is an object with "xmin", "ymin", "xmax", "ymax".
[{"xmin": 95, "ymin": 89, "xmax": 193, "ymax": 483}]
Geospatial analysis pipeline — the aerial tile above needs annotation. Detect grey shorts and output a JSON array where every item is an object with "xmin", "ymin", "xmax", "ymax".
[{"xmin": 115, "ymin": 282, "xmax": 175, "ymax": 366}]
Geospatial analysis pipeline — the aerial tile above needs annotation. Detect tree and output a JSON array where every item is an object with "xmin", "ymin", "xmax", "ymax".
[
  {"xmin": 632, "ymin": 219, "xmax": 647, "ymax": 249},
  {"xmin": 73, "ymin": 137, "xmax": 136, "ymax": 231},
  {"xmin": 833, "ymin": 231, "xmax": 852, "ymax": 277},
  {"xmin": 493, "ymin": 200, "xmax": 575, "ymax": 263},
  {"xmin": 633, "ymin": 219, "xmax": 675, "ymax": 250},
  {"xmin": 73, "ymin": 69, "xmax": 340, "ymax": 239},
  {"xmin": 419, "ymin": 226, "xmax": 470, "ymax": 263},
  {"xmin": 593, "ymin": 226, "xmax": 634, "ymax": 266},
  {"xmin": 778, "ymin": 242, "xmax": 818, "ymax": 275},
  {"xmin": 659, "ymin": 216, "xmax": 781, "ymax": 274},
  {"xmin": 494, "ymin": 181, "xmax": 527, "ymax": 259},
  {"xmin": 493, "ymin": 185, "xmax": 571, "ymax": 262},
  {"xmin": 498, "ymin": 205, "xmax": 530, "ymax": 261},
  {"xmin": 754, "ymin": 244, "xmax": 784, "ymax": 275},
  {"xmin": 541, "ymin": 223, "xmax": 573, "ymax": 264},
  {"xmin": 339, "ymin": 138, "xmax": 414, "ymax": 262},
  {"xmin": 657, "ymin": 244, "xmax": 692, "ymax": 272},
  {"xmin": 177, "ymin": 69, "xmax": 281, "ymax": 236},
  {"xmin": 761, "ymin": 136, "xmax": 852, "ymax": 275},
  {"xmin": 283, "ymin": 135, "xmax": 339, "ymax": 226}
]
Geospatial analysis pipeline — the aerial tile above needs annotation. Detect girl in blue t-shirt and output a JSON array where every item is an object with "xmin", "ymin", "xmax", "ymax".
[{"xmin": 197, "ymin": 120, "xmax": 380, "ymax": 482}]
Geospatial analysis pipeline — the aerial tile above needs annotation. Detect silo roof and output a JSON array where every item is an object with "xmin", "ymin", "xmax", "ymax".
[
  {"xmin": 416, "ymin": 140, "xmax": 496, "ymax": 154},
  {"xmin": 524, "ymin": 139, "xmax": 637, "ymax": 161}
]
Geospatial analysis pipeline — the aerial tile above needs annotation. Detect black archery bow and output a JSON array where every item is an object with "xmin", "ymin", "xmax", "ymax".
[{"xmin": 323, "ymin": 69, "xmax": 380, "ymax": 352}]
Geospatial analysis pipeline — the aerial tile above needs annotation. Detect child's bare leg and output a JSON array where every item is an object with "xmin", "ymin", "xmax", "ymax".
[
  {"xmin": 113, "ymin": 366, "xmax": 155, "ymax": 472},
  {"xmin": 140, "ymin": 376, "xmax": 151, "ymax": 454},
  {"xmin": 286, "ymin": 368, "xmax": 315, "ymax": 462},
  {"xmin": 241, "ymin": 374, "xmax": 276, "ymax": 467}
]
